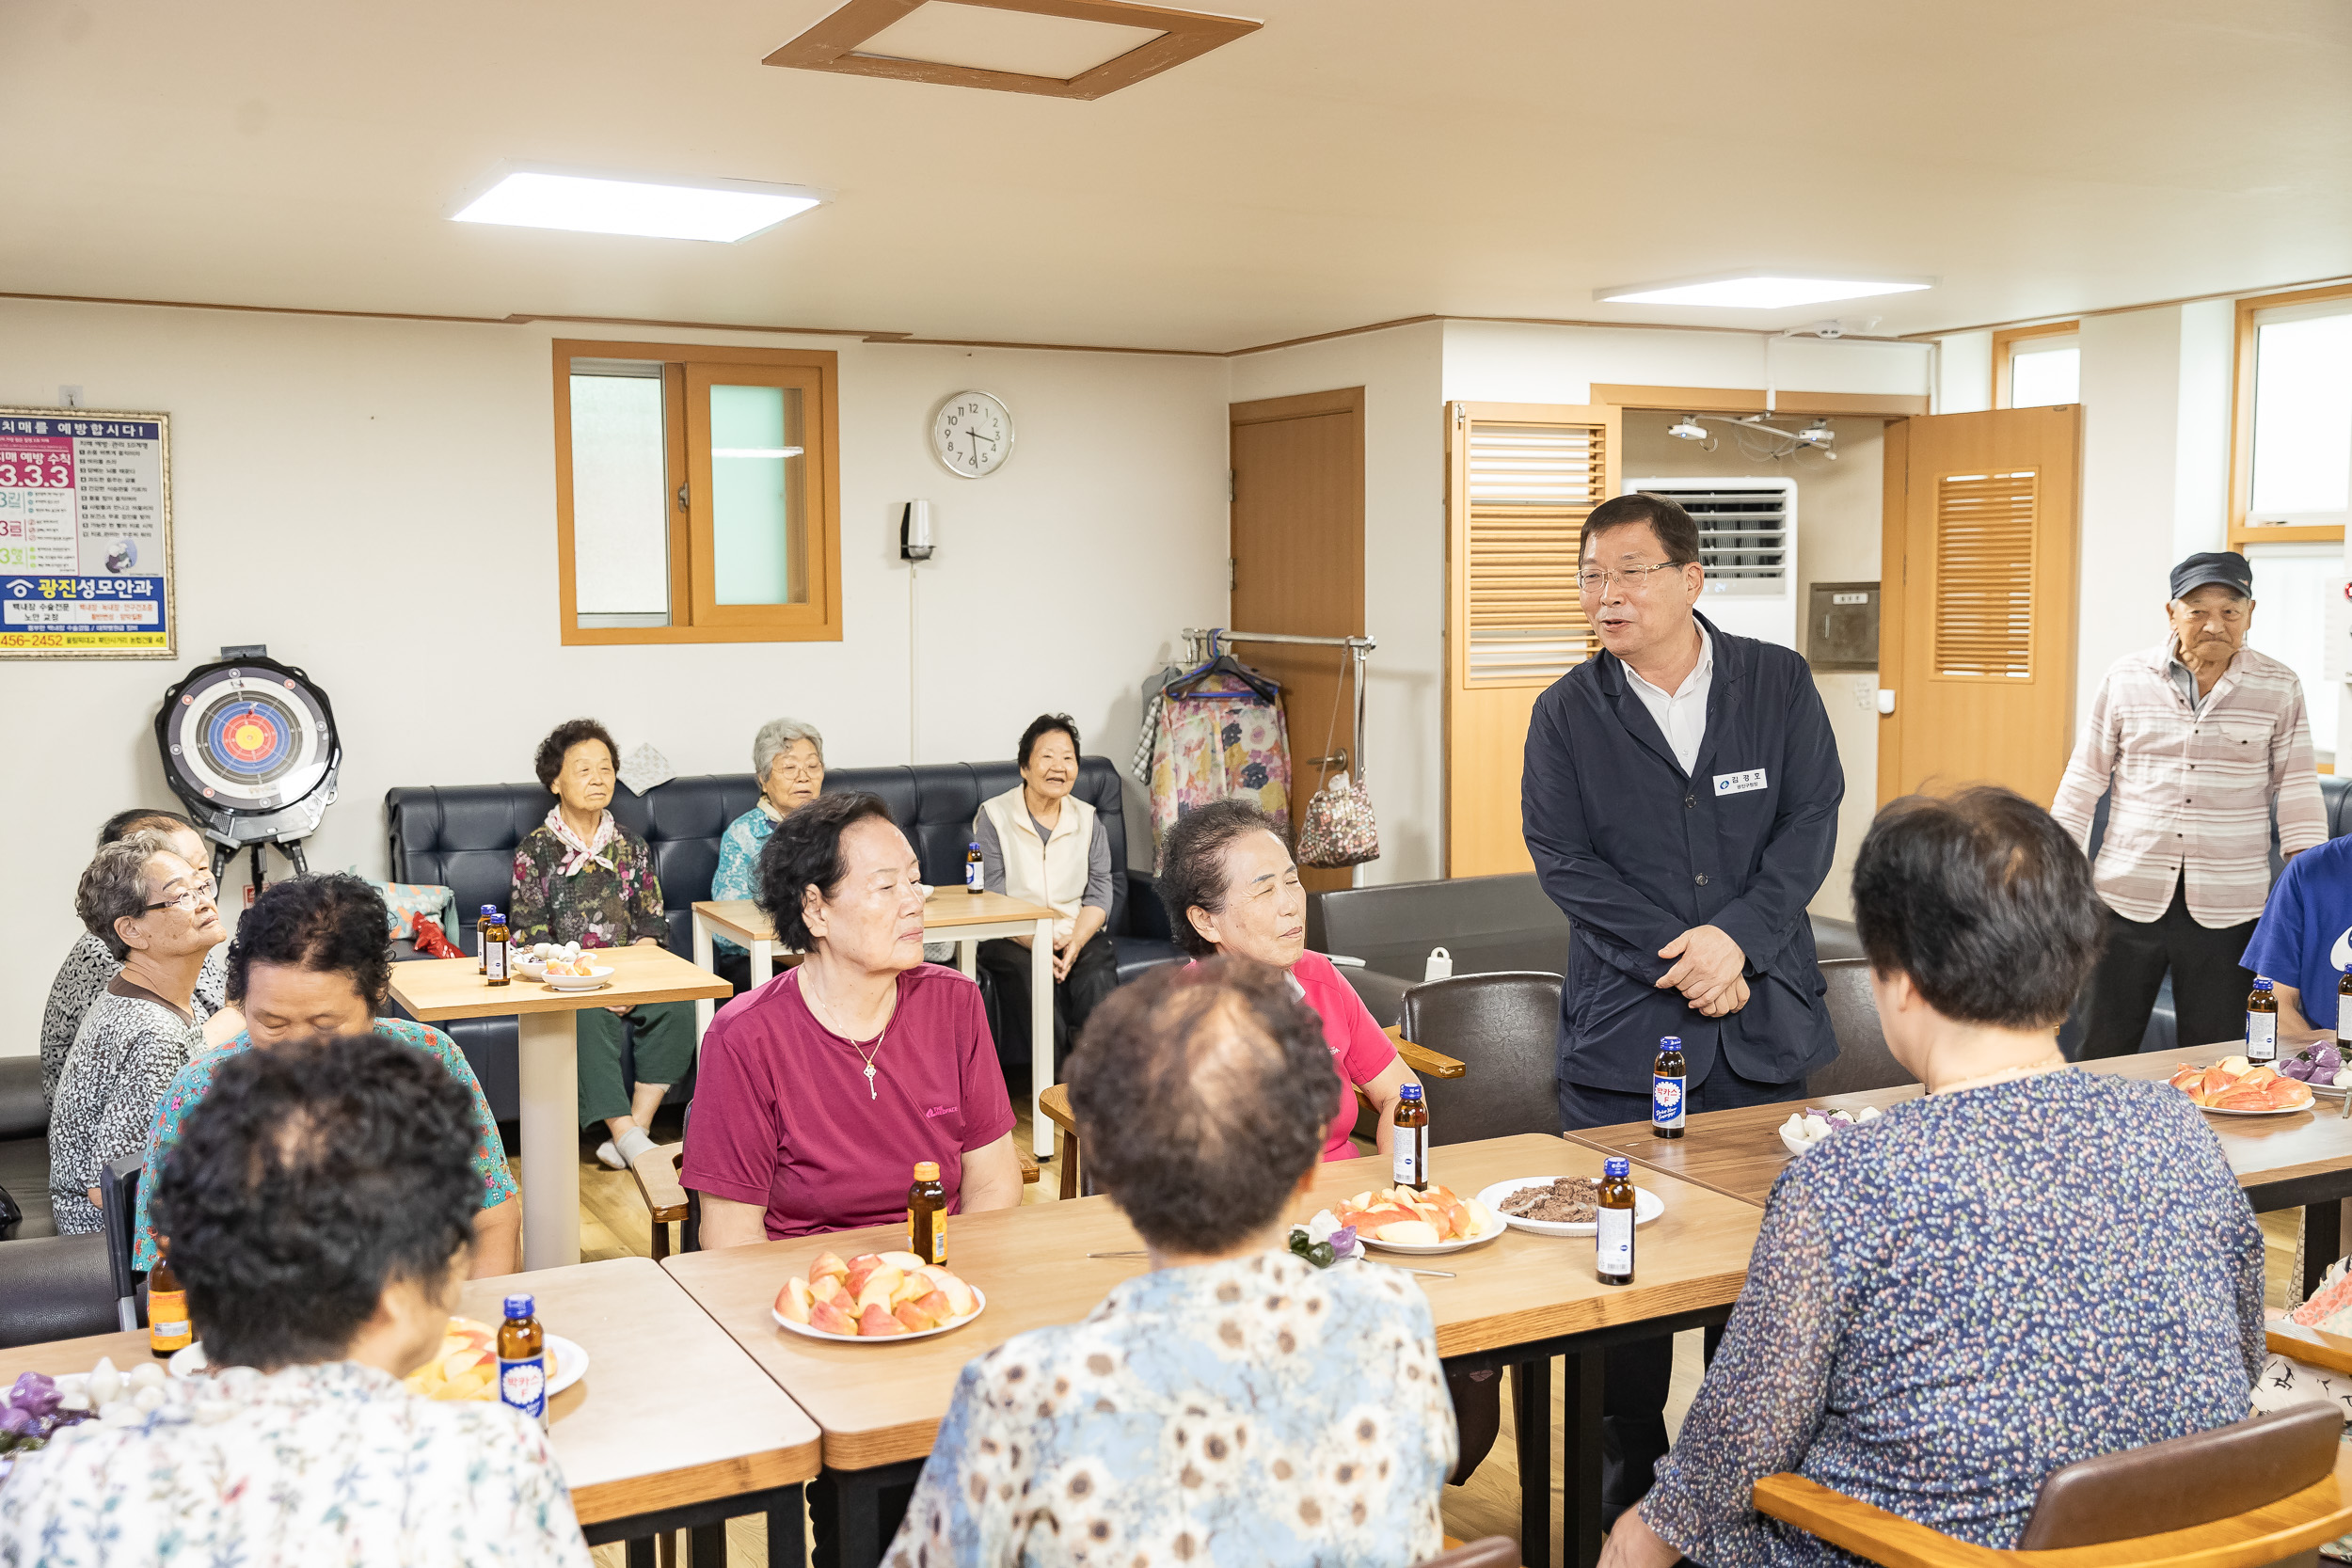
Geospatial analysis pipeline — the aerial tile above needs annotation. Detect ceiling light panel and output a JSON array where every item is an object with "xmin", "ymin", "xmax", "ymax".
[
  {"xmin": 453, "ymin": 171, "xmax": 825, "ymax": 244},
  {"xmin": 856, "ymin": 2, "xmax": 1166, "ymax": 78},
  {"xmin": 1597, "ymin": 275, "xmax": 1935, "ymax": 309}
]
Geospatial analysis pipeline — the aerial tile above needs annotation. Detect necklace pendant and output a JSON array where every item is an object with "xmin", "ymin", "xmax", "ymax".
[{"xmin": 864, "ymin": 1062, "xmax": 878, "ymax": 1100}]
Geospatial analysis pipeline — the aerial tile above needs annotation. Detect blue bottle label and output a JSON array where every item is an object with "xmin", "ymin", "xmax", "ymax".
[
  {"xmin": 1652, "ymin": 1074, "xmax": 1686, "ymax": 1129},
  {"xmin": 499, "ymin": 1354, "xmax": 547, "ymax": 1421}
]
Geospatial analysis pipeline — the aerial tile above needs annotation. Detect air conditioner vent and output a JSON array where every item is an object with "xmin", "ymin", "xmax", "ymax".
[{"xmin": 1622, "ymin": 477, "xmax": 1795, "ymax": 599}]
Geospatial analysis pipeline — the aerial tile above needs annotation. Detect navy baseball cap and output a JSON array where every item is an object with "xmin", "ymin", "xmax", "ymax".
[{"xmin": 2169, "ymin": 551, "xmax": 2253, "ymax": 600}]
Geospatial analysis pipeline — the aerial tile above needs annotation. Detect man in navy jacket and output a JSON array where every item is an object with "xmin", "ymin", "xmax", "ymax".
[{"xmin": 1522, "ymin": 490, "xmax": 1844, "ymax": 1520}]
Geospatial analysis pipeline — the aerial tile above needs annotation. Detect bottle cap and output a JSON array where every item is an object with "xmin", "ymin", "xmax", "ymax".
[
  {"xmin": 1659, "ymin": 1036, "xmax": 1682, "ymax": 1049},
  {"xmin": 481, "ymin": 904, "xmax": 497, "ymax": 914},
  {"xmin": 2255, "ymin": 977, "xmax": 2275, "ymax": 991},
  {"xmin": 503, "ymin": 1293, "xmax": 535, "ymax": 1321},
  {"xmin": 1399, "ymin": 1084, "xmax": 1423, "ymax": 1101},
  {"xmin": 1604, "ymin": 1157, "xmax": 1629, "ymax": 1180},
  {"xmin": 913, "ymin": 1161, "xmax": 941, "ymax": 1180},
  {"xmin": 969, "ymin": 840, "xmax": 981, "ymax": 850}
]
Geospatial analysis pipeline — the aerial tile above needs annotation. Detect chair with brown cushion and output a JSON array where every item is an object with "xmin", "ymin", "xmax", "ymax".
[
  {"xmin": 1753, "ymin": 1402, "xmax": 2352, "ymax": 1567},
  {"xmin": 1413, "ymin": 1537, "xmax": 1518, "ymax": 1568},
  {"xmin": 1805, "ymin": 958, "xmax": 1917, "ymax": 1099}
]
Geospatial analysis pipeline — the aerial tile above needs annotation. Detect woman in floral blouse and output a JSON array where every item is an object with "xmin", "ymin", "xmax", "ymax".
[
  {"xmin": 1, "ymin": 1030, "xmax": 589, "ymax": 1568},
  {"xmin": 709, "ymin": 716, "xmax": 827, "ymax": 988},
  {"xmin": 511, "ymin": 718, "xmax": 693, "ymax": 1171}
]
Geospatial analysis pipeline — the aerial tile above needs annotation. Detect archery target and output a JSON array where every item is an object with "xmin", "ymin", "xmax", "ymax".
[{"xmin": 163, "ymin": 667, "xmax": 335, "ymax": 813}]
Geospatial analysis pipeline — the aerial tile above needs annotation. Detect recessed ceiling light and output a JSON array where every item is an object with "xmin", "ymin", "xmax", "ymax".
[
  {"xmin": 1595, "ymin": 275, "xmax": 1935, "ymax": 309},
  {"xmin": 453, "ymin": 168, "xmax": 826, "ymax": 243}
]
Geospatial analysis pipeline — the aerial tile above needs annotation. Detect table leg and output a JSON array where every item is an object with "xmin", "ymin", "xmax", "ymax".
[
  {"xmin": 1512, "ymin": 1358, "xmax": 1550, "ymax": 1568},
  {"xmin": 626, "ymin": 1537, "xmax": 658, "ymax": 1568},
  {"xmin": 754, "ymin": 940, "xmax": 773, "ymax": 987},
  {"xmin": 691, "ymin": 912, "xmax": 716, "ymax": 1046},
  {"xmin": 958, "ymin": 938, "xmax": 977, "ymax": 980},
  {"xmin": 2307, "ymin": 1201, "xmax": 2344, "ymax": 1303},
  {"xmin": 1566, "ymin": 1349, "xmax": 1605, "ymax": 1568},
  {"xmin": 688, "ymin": 1522, "xmax": 726, "ymax": 1566},
  {"xmin": 767, "ymin": 1484, "xmax": 807, "ymax": 1568},
  {"xmin": 1030, "ymin": 917, "xmax": 1054, "ymax": 1159},
  {"xmin": 516, "ymin": 1009, "xmax": 581, "ymax": 1270}
]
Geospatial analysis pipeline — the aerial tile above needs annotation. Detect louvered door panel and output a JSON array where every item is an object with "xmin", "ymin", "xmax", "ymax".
[
  {"xmin": 1931, "ymin": 470, "xmax": 2037, "ymax": 678},
  {"xmin": 1446, "ymin": 403, "xmax": 1620, "ymax": 876}
]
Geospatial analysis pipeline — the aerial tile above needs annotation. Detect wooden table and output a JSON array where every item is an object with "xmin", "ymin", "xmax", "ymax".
[
  {"xmin": 1567, "ymin": 1042, "xmax": 2352, "ymax": 1297},
  {"xmin": 388, "ymin": 945, "xmax": 733, "ymax": 1270},
  {"xmin": 693, "ymin": 893, "xmax": 1061, "ymax": 1157},
  {"xmin": 663, "ymin": 1132, "xmax": 1765, "ymax": 1568},
  {"xmin": 0, "ymin": 1259, "xmax": 819, "ymax": 1560}
]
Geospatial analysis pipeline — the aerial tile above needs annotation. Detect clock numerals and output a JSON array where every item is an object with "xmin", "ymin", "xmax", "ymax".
[{"xmin": 936, "ymin": 392, "xmax": 1010, "ymax": 477}]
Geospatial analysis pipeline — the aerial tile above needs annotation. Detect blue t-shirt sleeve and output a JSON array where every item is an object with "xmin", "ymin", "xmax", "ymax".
[{"xmin": 2241, "ymin": 864, "xmax": 2307, "ymax": 984}]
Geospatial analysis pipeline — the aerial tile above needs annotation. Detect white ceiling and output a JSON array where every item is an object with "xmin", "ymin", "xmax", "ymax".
[{"xmin": 5, "ymin": 0, "xmax": 2348, "ymax": 352}]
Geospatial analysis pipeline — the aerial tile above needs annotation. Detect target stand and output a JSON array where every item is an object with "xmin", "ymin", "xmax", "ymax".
[{"xmin": 153, "ymin": 655, "xmax": 342, "ymax": 895}]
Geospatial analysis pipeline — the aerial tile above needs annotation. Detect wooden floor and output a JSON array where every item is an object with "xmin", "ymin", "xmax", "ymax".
[{"xmin": 575, "ymin": 1095, "xmax": 2313, "ymax": 1567}]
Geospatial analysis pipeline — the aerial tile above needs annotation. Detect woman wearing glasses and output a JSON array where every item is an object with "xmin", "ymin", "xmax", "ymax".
[
  {"xmin": 48, "ymin": 833, "xmax": 226, "ymax": 1234},
  {"xmin": 710, "ymin": 718, "xmax": 828, "ymax": 990}
]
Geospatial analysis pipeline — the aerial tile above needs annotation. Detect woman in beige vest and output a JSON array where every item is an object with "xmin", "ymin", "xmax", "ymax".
[{"xmin": 973, "ymin": 715, "xmax": 1120, "ymax": 1067}]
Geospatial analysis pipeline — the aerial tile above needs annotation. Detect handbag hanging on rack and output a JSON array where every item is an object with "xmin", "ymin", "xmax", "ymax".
[{"xmin": 1296, "ymin": 648, "xmax": 1380, "ymax": 869}]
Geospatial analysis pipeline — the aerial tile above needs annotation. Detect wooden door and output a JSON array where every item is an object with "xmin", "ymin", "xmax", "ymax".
[
  {"xmin": 1230, "ymin": 388, "xmax": 1365, "ymax": 894},
  {"xmin": 1444, "ymin": 402, "xmax": 1620, "ymax": 876},
  {"xmin": 1878, "ymin": 404, "xmax": 2083, "ymax": 805}
]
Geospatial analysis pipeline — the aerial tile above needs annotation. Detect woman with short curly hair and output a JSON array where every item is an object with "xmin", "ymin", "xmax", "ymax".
[{"xmin": 509, "ymin": 718, "xmax": 695, "ymax": 1171}]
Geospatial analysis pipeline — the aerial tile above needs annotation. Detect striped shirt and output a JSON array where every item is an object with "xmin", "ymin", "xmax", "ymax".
[{"xmin": 2051, "ymin": 641, "xmax": 2325, "ymax": 927}]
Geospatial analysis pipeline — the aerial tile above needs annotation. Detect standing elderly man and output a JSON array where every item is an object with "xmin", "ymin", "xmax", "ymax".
[
  {"xmin": 2053, "ymin": 550, "xmax": 2325, "ymax": 1059},
  {"xmin": 1521, "ymin": 490, "xmax": 1844, "ymax": 1523}
]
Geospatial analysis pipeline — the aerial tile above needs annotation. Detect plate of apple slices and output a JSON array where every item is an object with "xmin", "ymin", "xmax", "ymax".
[
  {"xmin": 1328, "ymin": 1183, "xmax": 1507, "ymax": 1256},
  {"xmin": 772, "ymin": 1249, "xmax": 986, "ymax": 1341}
]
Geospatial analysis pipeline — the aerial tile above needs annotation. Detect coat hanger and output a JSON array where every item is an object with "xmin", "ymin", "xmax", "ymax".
[{"xmin": 1168, "ymin": 630, "xmax": 1279, "ymax": 705}]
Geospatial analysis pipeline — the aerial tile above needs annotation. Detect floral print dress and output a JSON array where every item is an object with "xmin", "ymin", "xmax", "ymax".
[
  {"xmin": 1146, "ymin": 682, "xmax": 1291, "ymax": 868},
  {"xmin": 882, "ymin": 1250, "xmax": 1454, "ymax": 1568},
  {"xmin": 510, "ymin": 815, "xmax": 667, "ymax": 948}
]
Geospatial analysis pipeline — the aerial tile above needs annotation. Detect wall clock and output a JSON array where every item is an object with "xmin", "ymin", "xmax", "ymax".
[{"xmin": 931, "ymin": 391, "xmax": 1013, "ymax": 478}]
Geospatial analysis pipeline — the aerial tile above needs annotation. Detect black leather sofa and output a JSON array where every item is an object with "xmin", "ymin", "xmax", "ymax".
[
  {"xmin": 0, "ymin": 1056, "xmax": 119, "ymax": 1346},
  {"xmin": 387, "ymin": 757, "xmax": 1179, "ymax": 1119}
]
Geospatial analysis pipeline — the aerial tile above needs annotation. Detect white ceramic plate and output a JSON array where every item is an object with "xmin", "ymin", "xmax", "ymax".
[
  {"xmin": 1475, "ymin": 1177, "xmax": 1665, "ymax": 1238},
  {"xmin": 1356, "ymin": 1208, "xmax": 1510, "ymax": 1256},
  {"xmin": 2196, "ymin": 1099, "xmax": 2316, "ymax": 1117},
  {"xmin": 543, "ymin": 967, "xmax": 616, "ymax": 990},
  {"xmin": 515, "ymin": 958, "xmax": 547, "ymax": 979},
  {"xmin": 772, "ymin": 1286, "xmax": 986, "ymax": 1343},
  {"xmin": 168, "ymin": 1334, "xmax": 587, "ymax": 1397}
]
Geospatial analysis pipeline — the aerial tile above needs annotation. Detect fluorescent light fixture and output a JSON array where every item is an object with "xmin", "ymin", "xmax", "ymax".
[
  {"xmin": 1596, "ymin": 274, "xmax": 1934, "ymax": 309},
  {"xmin": 453, "ymin": 167, "xmax": 825, "ymax": 243}
]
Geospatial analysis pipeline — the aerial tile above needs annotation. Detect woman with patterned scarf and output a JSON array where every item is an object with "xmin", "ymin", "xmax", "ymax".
[{"xmin": 510, "ymin": 718, "xmax": 695, "ymax": 1171}]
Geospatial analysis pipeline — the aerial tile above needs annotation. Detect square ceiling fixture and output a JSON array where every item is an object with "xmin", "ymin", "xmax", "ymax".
[
  {"xmin": 452, "ymin": 168, "xmax": 826, "ymax": 243},
  {"xmin": 1596, "ymin": 274, "xmax": 1937, "ymax": 309},
  {"xmin": 767, "ymin": 0, "xmax": 1261, "ymax": 101}
]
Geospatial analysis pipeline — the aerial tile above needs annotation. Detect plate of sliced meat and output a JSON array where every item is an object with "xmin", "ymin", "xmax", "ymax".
[{"xmin": 1476, "ymin": 1176, "xmax": 1665, "ymax": 1238}]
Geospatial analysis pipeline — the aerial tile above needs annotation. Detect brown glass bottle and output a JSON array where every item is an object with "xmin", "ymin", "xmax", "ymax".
[
  {"xmin": 908, "ymin": 1161, "xmax": 947, "ymax": 1265},
  {"xmin": 2247, "ymin": 977, "xmax": 2279, "ymax": 1064},
  {"xmin": 497, "ymin": 1292, "xmax": 547, "ymax": 1424},
  {"xmin": 1391, "ymin": 1085, "xmax": 1429, "ymax": 1191},
  {"xmin": 477, "ymin": 905, "xmax": 496, "ymax": 973},
  {"xmin": 965, "ymin": 842, "xmax": 985, "ymax": 895},
  {"xmin": 148, "ymin": 1242, "xmax": 191, "ymax": 1358},
  {"xmin": 1596, "ymin": 1157, "xmax": 1636, "ymax": 1286},
  {"xmin": 484, "ymin": 909, "xmax": 512, "ymax": 987},
  {"xmin": 2338, "ymin": 966, "xmax": 2351, "ymax": 1047},
  {"xmin": 1651, "ymin": 1035, "xmax": 1687, "ymax": 1140}
]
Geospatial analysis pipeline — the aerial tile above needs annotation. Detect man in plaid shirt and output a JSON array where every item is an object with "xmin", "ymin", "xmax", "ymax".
[{"xmin": 2053, "ymin": 550, "xmax": 2327, "ymax": 1057}]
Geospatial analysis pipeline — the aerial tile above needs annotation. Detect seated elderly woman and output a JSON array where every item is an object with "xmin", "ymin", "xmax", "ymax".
[
  {"xmin": 711, "ymin": 716, "xmax": 828, "ymax": 987},
  {"xmin": 1158, "ymin": 800, "xmax": 1418, "ymax": 1160},
  {"xmin": 1604, "ymin": 786, "xmax": 2264, "ymax": 1568},
  {"xmin": 133, "ymin": 874, "xmax": 520, "ymax": 1277},
  {"xmin": 883, "ymin": 958, "xmax": 1457, "ymax": 1568},
  {"xmin": 49, "ymin": 832, "xmax": 225, "ymax": 1235},
  {"xmin": 972, "ymin": 714, "xmax": 1118, "ymax": 1065},
  {"xmin": 1, "ymin": 1032, "xmax": 590, "ymax": 1567},
  {"xmin": 40, "ymin": 808, "xmax": 240, "ymax": 1106},
  {"xmin": 685, "ymin": 792, "xmax": 1022, "ymax": 1246},
  {"xmin": 511, "ymin": 718, "xmax": 694, "ymax": 1172}
]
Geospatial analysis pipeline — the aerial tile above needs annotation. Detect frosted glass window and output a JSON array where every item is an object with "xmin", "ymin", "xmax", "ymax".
[
  {"xmin": 2249, "ymin": 313, "xmax": 2352, "ymax": 519},
  {"xmin": 709, "ymin": 383, "xmax": 805, "ymax": 606},
  {"xmin": 2245, "ymin": 543, "xmax": 2339, "ymax": 760},
  {"xmin": 2009, "ymin": 344, "xmax": 2078, "ymax": 407},
  {"xmin": 568, "ymin": 367, "xmax": 671, "ymax": 626}
]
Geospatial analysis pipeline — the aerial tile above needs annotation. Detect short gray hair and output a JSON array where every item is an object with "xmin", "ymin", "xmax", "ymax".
[
  {"xmin": 754, "ymin": 718, "xmax": 825, "ymax": 783},
  {"xmin": 76, "ymin": 831, "xmax": 177, "ymax": 961}
]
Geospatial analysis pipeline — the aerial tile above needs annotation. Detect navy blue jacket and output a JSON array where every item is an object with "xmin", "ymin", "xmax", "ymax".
[{"xmin": 1521, "ymin": 615, "xmax": 1844, "ymax": 1094}]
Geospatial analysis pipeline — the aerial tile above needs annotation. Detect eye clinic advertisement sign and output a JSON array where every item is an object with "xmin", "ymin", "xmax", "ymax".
[{"xmin": 0, "ymin": 407, "xmax": 173, "ymax": 659}]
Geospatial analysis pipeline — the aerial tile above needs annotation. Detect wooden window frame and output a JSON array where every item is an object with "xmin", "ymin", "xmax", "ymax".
[
  {"xmin": 2228, "ymin": 283, "xmax": 2352, "ymax": 549},
  {"xmin": 552, "ymin": 339, "xmax": 843, "ymax": 646},
  {"xmin": 1990, "ymin": 321, "xmax": 2078, "ymax": 410}
]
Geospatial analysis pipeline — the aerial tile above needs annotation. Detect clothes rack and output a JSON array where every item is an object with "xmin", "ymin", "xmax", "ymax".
[{"xmin": 1176, "ymin": 628, "xmax": 1375, "ymax": 787}]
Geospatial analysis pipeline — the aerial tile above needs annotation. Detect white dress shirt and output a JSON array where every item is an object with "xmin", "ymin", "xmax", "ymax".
[{"xmin": 1624, "ymin": 624, "xmax": 1714, "ymax": 777}]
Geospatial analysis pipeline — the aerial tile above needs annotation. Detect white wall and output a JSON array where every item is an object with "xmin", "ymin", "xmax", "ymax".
[
  {"xmin": 2074, "ymin": 309, "xmax": 2190, "ymax": 728},
  {"xmin": 0, "ymin": 298, "xmax": 1231, "ymax": 1043},
  {"xmin": 1227, "ymin": 322, "xmax": 1447, "ymax": 883}
]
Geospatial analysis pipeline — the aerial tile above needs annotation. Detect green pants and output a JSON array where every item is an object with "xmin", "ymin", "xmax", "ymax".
[{"xmin": 574, "ymin": 1000, "xmax": 696, "ymax": 1129}]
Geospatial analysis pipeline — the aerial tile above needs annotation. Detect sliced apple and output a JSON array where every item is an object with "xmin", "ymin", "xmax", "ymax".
[
  {"xmin": 809, "ymin": 1274, "xmax": 849, "ymax": 1307},
  {"xmin": 893, "ymin": 1299, "xmax": 941, "ymax": 1333},
  {"xmin": 778, "ymin": 1277, "xmax": 816, "ymax": 1323},
  {"xmin": 809, "ymin": 1251, "xmax": 850, "ymax": 1283},
  {"xmin": 928, "ymin": 1271, "xmax": 977, "ymax": 1317},
  {"xmin": 854, "ymin": 1266, "xmax": 905, "ymax": 1312},
  {"xmin": 1460, "ymin": 1198, "xmax": 1497, "ymax": 1237},
  {"xmin": 890, "ymin": 1271, "xmax": 930, "ymax": 1306},
  {"xmin": 880, "ymin": 1250, "xmax": 927, "ymax": 1272},
  {"xmin": 808, "ymin": 1299, "xmax": 859, "ymax": 1336},
  {"xmin": 1375, "ymin": 1219, "xmax": 1442, "ymax": 1246},
  {"xmin": 857, "ymin": 1303, "xmax": 909, "ymax": 1337}
]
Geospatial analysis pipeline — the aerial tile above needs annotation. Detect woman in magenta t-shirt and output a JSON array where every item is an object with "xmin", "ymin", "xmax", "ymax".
[
  {"xmin": 1158, "ymin": 801, "xmax": 1418, "ymax": 1161},
  {"xmin": 683, "ymin": 794, "xmax": 1025, "ymax": 1245}
]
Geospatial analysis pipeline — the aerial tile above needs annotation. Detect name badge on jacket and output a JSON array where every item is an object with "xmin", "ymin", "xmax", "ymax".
[{"xmin": 1714, "ymin": 768, "xmax": 1768, "ymax": 797}]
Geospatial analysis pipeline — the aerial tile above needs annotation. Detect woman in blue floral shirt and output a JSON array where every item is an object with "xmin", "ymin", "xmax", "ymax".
[
  {"xmin": 710, "ymin": 716, "xmax": 827, "ymax": 986},
  {"xmin": 510, "ymin": 719, "xmax": 694, "ymax": 1171}
]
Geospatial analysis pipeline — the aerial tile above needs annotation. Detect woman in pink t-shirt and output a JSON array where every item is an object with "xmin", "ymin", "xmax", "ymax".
[{"xmin": 1158, "ymin": 801, "xmax": 1418, "ymax": 1161}]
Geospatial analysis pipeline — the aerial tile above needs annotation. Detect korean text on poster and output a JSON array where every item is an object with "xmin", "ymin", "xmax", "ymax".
[{"xmin": 0, "ymin": 409, "xmax": 172, "ymax": 659}]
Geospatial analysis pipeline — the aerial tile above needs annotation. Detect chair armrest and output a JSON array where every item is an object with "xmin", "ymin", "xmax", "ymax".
[
  {"xmin": 1038, "ymin": 1082, "xmax": 1077, "ymax": 1134},
  {"xmin": 1751, "ymin": 1474, "xmax": 2008, "ymax": 1568},
  {"xmin": 2269, "ymin": 1319, "xmax": 2352, "ymax": 1375},
  {"xmin": 1387, "ymin": 1025, "xmax": 1466, "ymax": 1080},
  {"xmin": 628, "ymin": 1142, "xmax": 690, "ymax": 1224}
]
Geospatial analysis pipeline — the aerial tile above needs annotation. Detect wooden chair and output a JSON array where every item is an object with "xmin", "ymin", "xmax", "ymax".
[
  {"xmin": 1415, "ymin": 1538, "xmax": 1518, "ymax": 1568},
  {"xmin": 630, "ymin": 1138, "xmax": 1039, "ymax": 1261},
  {"xmin": 1753, "ymin": 1403, "xmax": 2352, "ymax": 1567}
]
